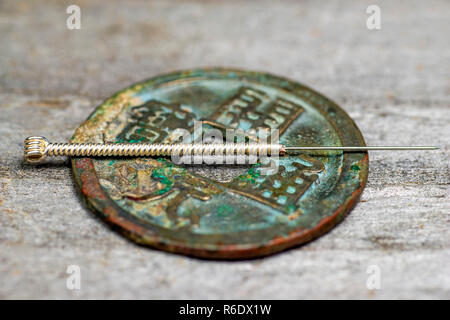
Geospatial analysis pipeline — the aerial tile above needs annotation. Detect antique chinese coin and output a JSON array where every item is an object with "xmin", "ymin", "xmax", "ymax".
[{"xmin": 71, "ymin": 68, "xmax": 368, "ymax": 258}]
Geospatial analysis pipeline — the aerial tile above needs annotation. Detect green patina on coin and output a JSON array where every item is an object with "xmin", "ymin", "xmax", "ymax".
[{"xmin": 71, "ymin": 68, "xmax": 368, "ymax": 259}]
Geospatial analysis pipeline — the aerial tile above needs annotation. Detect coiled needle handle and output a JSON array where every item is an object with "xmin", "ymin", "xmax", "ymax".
[{"xmin": 23, "ymin": 136, "xmax": 439, "ymax": 164}]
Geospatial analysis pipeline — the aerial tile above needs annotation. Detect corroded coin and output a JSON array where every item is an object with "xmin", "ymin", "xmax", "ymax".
[{"xmin": 71, "ymin": 68, "xmax": 368, "ymax": 259}]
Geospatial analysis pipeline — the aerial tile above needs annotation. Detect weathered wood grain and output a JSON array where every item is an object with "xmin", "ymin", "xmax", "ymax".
[{"xmin": 0, "ymin": 0, "xmax": 448, "ymax": 299}]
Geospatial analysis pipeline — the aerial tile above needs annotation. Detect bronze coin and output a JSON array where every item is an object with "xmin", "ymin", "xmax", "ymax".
[{"xmin": 71, "ymin": 68, "xmax": 368, "ymax": 259}]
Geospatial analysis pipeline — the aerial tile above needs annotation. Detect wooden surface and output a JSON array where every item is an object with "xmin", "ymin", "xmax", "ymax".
[{"xmin": 0, "ymin": 0, "xmax": 449, "ymax": 299}]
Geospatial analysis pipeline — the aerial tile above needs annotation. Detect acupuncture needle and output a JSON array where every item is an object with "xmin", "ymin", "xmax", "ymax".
[{"xmin": 23, "ymin": 136, "xmax": 439, "ymax": 164}]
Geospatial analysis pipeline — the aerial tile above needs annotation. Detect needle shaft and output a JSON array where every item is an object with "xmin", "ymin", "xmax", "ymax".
[{"xmin": 284, "ymin": 146, "xmax": 439, "ymax": 151}]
